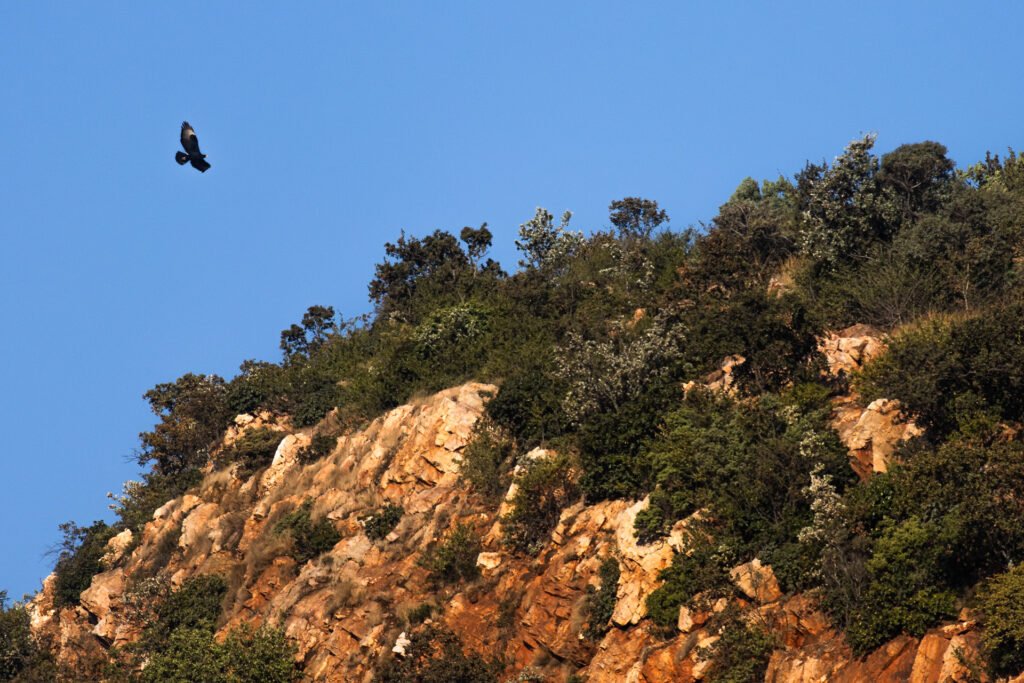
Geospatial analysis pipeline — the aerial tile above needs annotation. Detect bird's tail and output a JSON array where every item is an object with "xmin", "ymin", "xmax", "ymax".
[{"xmin": 175, "ymin": 151, "xmax": 189, "ymax": 165}]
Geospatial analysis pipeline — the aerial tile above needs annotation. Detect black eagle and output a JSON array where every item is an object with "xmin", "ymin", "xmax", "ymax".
[{"xmin": 175, "ymin": 121, "xmax": 211, "ymax": 173}]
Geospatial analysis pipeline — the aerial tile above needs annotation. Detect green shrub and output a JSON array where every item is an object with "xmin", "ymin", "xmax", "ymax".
[
  {"xmin": 843, "ymin": 517, "xmax": 957, "ymax": 655},
  {"xmin": 218, "ymin": 427, "xmax": 283, "ymax": 474},
  {"xmin": 373, "ymin": 625, "xmax": 499, "ymax": 683},
  {"xmin": 979, "ymin": 564, "xmax": 1024, "ymax": 676},
  {"xmin": 274, "ymin": 500, "xmax": 341, "ymax": 563},
  {"xmin": 419, "ymin": 523, "xmax": 481, "ymax": 585},
  {"xmin": 584, "ymin": 557, "xmax": 620, "ymax": 639},
  {"xmin": 699, "ymin": 610, "xmax": 775, "ymax": 683},
  {"xmin": 141, "ymin": 623, "xmax": 298, "ymax": 683},
  {"xmin": 108, "ymin": 469, "xmax": 202, "ymax": 534},
  {"xmin": 0, "ymin": 592, "xmax": 39, "ymax": 681},
  {"xmin": 485, "ymin": 352, "xmax": 569, "ymax": 450},
  {"xmin": 646, "ymin": 535, "xmax": 733, "ymax": 629},
  {"xmin": 364, "ymin": 504, "xmax": 404, "ymax": 541},
  {"xmin": 141, "ymin": 574, "xmax": 227, "ymax": 652},
  {"xmin": 502, "ymin": 455, "xmax": 580, "ymax": 554},
  {"xmin": 52, "ymin": 520, "xmax": 117, "ymax": 609},
  {"xmin": 296, "ymin": 433, "xmax": 338, "ymax": 465},
  {"xmin": 459, "ymin": 418, "xmax": 515, "ymax": 502},
  {"xmin": 858, "ymin": 305, "xmax": 1024, "ymax": 438}
]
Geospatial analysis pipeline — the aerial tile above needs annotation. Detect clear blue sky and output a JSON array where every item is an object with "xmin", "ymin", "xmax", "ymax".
[{"xmin": 0, "ymin": 2, "xmax": 1020, "ymax": 598}]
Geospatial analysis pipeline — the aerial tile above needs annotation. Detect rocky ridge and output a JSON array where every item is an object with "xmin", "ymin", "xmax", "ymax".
[{"xmin": 27, "ymin": 329, "xmax": 995, "ymax": 681}]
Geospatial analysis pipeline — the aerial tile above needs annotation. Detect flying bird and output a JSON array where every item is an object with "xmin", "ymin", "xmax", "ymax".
[{"xmin": 175, "ymin": 121, "xmax": 211, "ymax": 173}]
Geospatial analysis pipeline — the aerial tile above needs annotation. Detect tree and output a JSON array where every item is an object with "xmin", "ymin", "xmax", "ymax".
[
  {"xmin": 138, "ymin": 373, "xmax": 231, "ymax": 476},
  {"xmin": 608, "ymin": 197, "xmax": 669, "ymax": 239},
  {"xmin": 280, "ymin": 305, "xmax": 339, "ymax": 358},
  {"xmin": 877, "ymin": 141, "xmax": 955, "ymax": 222},
  {"xmin": 515, "ymin": 207, "xmax": 584, "ymax": 271}
]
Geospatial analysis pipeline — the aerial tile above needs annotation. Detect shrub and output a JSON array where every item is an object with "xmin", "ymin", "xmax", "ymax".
[
  {"xmin": 364, "ymin": 504, "xmax": 404, "ymax": 542},
  {"xmin": 858, "ymin": 304, "xmax": 1024, "ymax": 438},
  {"xmin": 139, "ymin": 373, "xmax": 231, "ymax": 477},
  {"xmin": 485, "ymin": 351, "xmax": 569, "ymax": 450},
  {"xmin": 459, "ymin": 419, "xmax": 514, "ymax": 502},
  {"xmin": 699, "ymin": 610, "xmax": 775, "ymax": 683},
  {"xmin": 296, "ymin": 434, "xmax": 338, "ymax": 465},
  {"xmin": 218, "ymin": 427, "xmax": 282, "ymax": 475},
  {"xmin": 108, "ymin": 469, "xmax": 202, "ymax": 534},
  {"xmin": 646, "ymin": 535, "xmax": 733, "ymax": 629},
  {"xmin": 373, "ymin": 625, "xmax": 499, "ymax": 683},
  {"xmin": 978, "ymin": 564, "xmax": 1024, "ymax": 676},
  {"xmin": 274, "ymin": 501, "xmax": 341, "ymax": 563},
  {"xmin": 141, "ymin": 623, "xmax": 299, "ymax": 683},
  {"xmin": 584, "ymin": 557, "xmax": 620, "ymax": 639},
  {"xmin": 502, "ymin": 455, "xmax": 580, "ymax": 554},
  {"xmin": 141, "ymin": 574, "xmax": 227, "ymax": 652},
  {"xmin": 0, "ymin": 592, "xmax": 38, "ymax": 681},
  {"xmin": 406, "ymin": 603, "xmax": 434, "ymax": 626},
  {"xmin": 419, "ymin": 523, "xmax": 481, "ymax": 585},
  {"xmin": 52, "ymin": 520, "xmax": 117, "ymax": 609}
]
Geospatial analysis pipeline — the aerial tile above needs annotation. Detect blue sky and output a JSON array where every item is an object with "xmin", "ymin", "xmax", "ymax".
[{"xmin": 0, "ymin": 2, "xmax": 1020, "ymax": 598}]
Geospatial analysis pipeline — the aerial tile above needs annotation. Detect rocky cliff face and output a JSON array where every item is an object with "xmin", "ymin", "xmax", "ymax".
[{"xmin": 27, "ymin": 331, "xmax": 991, "ymax": 682}]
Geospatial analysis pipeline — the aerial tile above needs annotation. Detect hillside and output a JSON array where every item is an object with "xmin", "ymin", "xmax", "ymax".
[{"xmin": 6, "ymin": 137, "xmax": 1024, "ymax": 681}]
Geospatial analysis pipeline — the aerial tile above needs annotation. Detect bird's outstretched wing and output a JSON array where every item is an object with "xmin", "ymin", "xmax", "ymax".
[
  {"xmin": 180, "ymin": 121, "xmax": 201, "ymax": 155},
  {"xmin": 190, "ymin": 156, "xmax": 211, "ymax": 173}
]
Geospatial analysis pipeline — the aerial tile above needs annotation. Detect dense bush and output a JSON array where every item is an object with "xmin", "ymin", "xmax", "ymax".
[
  {"xmin": 979, "ymin": 564, "xmax": 1024, "ymax": 677},
  {"xmin": 502, "ymin": 454, "xmax": 580, "ymax": 554},
  {"xmin": 52, "ymin": 520, "xmax": 117, "ymax": 609},
  {"xmin": 141, "ymin": 624, "xmax": 299, "ymax": 683},
  {"xmin": 0, "ymin": 592, "xmax": 39, "ymax": 681},
  {"xmin": 419, "ymin": 523, "xmax": 481, "ymax": 585},
  {"xmin": 373, "ymin": 625, "xmax": 499, "ymax": 683},
  {"xmin": 364, "ymin": 504, "xmax": 404, "ymax": 541},
  {"xmin": 858, "ymin": 304, "xmax": 1024, "ymax": 437},
  {"xmin": 699, "ymin": 610, "xmax": 776, "ymax": 683},
  {"xmin": 275, "ymin": 500, "xmax": 341, "ymax": 563},
  {"xmin": 141, "ymin": 574, "xmax": 228, "ymax": 652}
]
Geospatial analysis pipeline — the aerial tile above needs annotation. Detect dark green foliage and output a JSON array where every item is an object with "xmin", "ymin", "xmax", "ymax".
[
  {"xmin": 280, "ymin": 305, "xmax": 340, "ymax": 359},
  {"xmin": 419, "ymin": 523, "xmax": 481, "ymax": 585},
  {"xmin": 502, "ymin": 455, "xmax": 580, "ymax": 554},
  {"xmin": 139, "ymin": 373, "xmax": 231, "ymax": 477},
  {"xmin": 218, "ymin": 427, "xmax": 282, "ymax": 474},
  {"xmin": 364, "ymin": 504, "xmax": 404, "ymax": 541},
  {"xmin": 141, "ymin": 624, "xmax": 298, "ymax": 683},
  {"xmin": 858, "ymin": 304, "xmax": 1024, "ymax": 437},
  {"xmin": 979, "ymin": 564, "xmax": 1024, "ymax": 676},
  {"xmin": 52, "ymin": 520, "xmax": 117, "ymax": 609},
  {"xmin": 141, "ymin": 575, "xmax": 227, "ymax": 652},
  {"xmin": 639, "ymin": 388, "xmax": 851, "ymax": 571},
  {"xmin": 296, "ymin": 433, "xmax": 338, "ymax": 465},
  {"xmin": 373, "ymin": 625, "xmax": 499, "ymax": 683},
  {"xmin": 406, "ymin": 603, "xmax": 434, "ymax": 626},
  {"xmin": 0, "ymin": 592, "xmax": 39, "ymax": 681},
  {"xmin": 843, "ymin": 517, "xmax": 957, "ymax": 654},
  {"xmin": 274, "ymin": 500, "xmax": 341, "ymax": 563},
  {"xmin": 226, "ymin": 360, "xmax": 289, "ymax": 416},
  {"xmin": 877, "ymin": 141, "xmax": 955, "ymax": 222},
  {"xmin": 699, "ymin": 611, "xmax": 775, "ymax": 683},
  {"xmin": 646, "ymin": 536, "xmax": 733, "ymax": 629},
  {"xmin": 459, "ymin": 419, "xmax": 515, "ymax": 502},
  {"xmin": 484, "ymin": 351, "xmax": 569, "ymax": 450},
  {"xmin": 584, "ymin": 557, "xmax": 620, "ymax": 639},
  {"xmin": 608, "ymin": 197, "xmax": 669, "ymax": 239}
]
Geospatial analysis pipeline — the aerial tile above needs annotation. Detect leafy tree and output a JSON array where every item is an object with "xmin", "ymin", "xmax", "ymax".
[
  {"xmin": 877, "ymin": 141, "xmax": 955, "ymax": 222},
  {"xmin": 140, "ymin": 575, "xmax": 227, "ymax": 652},
  {"xmin": 515, "ymin": 207, "xmax": 584, "ymax": 271},
  {"xmin": 979, "ymin": 564, "xmax": 1024, "ymax": 677},
  {"xmin": 608, "ymin": 197, "xmax": 669, "ymax": 239},
  {"xmin": 139, "ymin": 373, "xmax": 231, "ymax": 476},
  {"xmin": 584, "ymin": 557, "xmax": 620, "ymax": 639},
  {"xmin": 280, "ymin": 305, "xmax": 340, "ymax": 358}
]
